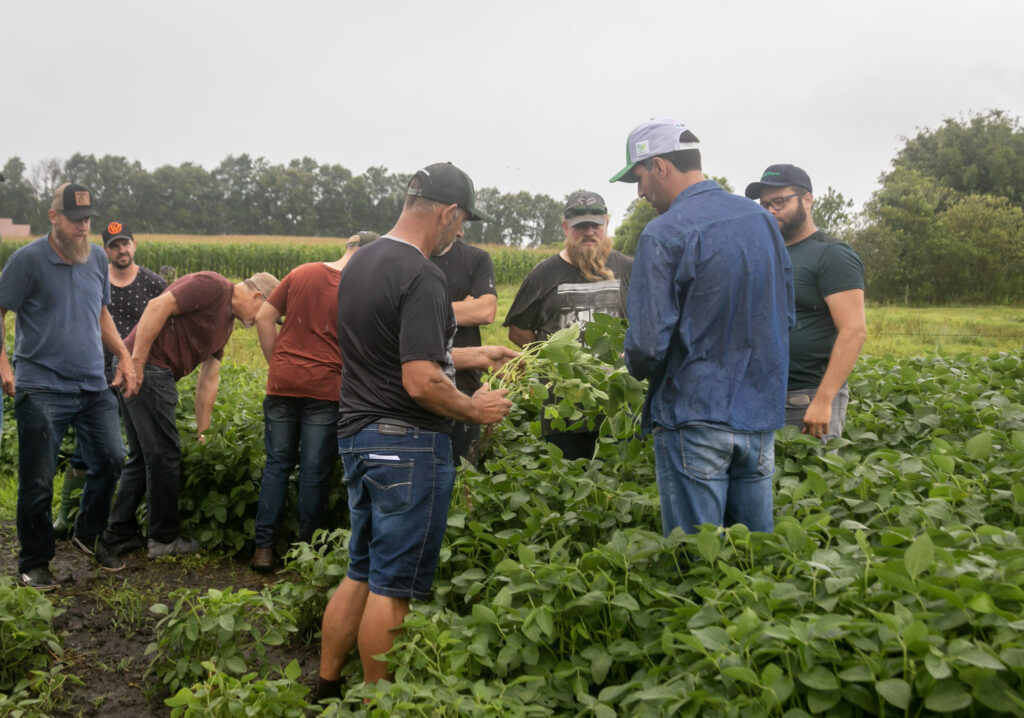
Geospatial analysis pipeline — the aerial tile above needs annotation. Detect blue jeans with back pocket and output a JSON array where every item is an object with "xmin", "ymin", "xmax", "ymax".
[
  {"xmin": 653, "ymin": 423, "xmax": 776, "ymax": 535},
  {"xmin": 339, "ymin": 423, "xmax": 455, "ymax": 600}
]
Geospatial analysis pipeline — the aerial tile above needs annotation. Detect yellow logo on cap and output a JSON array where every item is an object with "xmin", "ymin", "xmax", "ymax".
[
  {"xmin": 635, "ymin": 141, "xmax": 650, "ymax": 158},
  {"xmin": 75, "ymin": 191, "xmax": 90, "ymax": 206}
]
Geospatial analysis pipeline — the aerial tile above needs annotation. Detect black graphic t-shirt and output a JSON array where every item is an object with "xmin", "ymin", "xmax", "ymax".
[
  {"xmin": 504, "ymin": 251, "xmax": 633, "ymax": 341},
  {"xmin": 336, "ymin": 237, "xmax": 457, "ymax": 436},
  {"xmin": 105, "ymin": 266, "xmax": 167, "ymax": 382},
  {"xmin": 431, "ymin": 240, "xmax": 497, "ymax": 394}
]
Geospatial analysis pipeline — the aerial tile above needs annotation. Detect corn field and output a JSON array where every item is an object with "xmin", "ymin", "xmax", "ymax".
[{"xmin": 0, "ymin": 237, "xmax": 557, "ymax": 286}]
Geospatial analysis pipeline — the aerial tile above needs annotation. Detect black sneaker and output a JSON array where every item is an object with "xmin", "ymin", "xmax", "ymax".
[
  {"xmin": 72, "ymin": 535, "xmax": 126, "ymax": 573},
  {"xmin": 20, "ymin": 566, "xmax": 59, "ymax": 591},
  {"xmin": 94, "ymin": 540, "xmax": 127, "ymax": 573},
  {"xmin": 107, "ymin": 535, "xmax": 146, "ymax": 556}
]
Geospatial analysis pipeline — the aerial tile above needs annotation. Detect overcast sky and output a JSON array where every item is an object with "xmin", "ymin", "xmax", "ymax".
[{"xmin": 4, "ymin": 0, "xmax": 1024, "ymax": 231}]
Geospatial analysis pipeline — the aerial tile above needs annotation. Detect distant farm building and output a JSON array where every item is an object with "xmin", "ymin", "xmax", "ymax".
[{"xmin": 0, "ymin": 218, "xmax": 31, "ymax": 238}]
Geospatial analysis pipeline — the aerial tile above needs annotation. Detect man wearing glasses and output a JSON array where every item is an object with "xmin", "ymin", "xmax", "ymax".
[{"xmin": 745, "ymin": 165, "xmax": 866, "ymax": 442}]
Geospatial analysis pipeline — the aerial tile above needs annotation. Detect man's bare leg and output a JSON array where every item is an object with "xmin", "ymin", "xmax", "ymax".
[
  {"xmin": 318, "ymin": 577, "xmax": 370, "ymax": 687},
  {"xmin": 358, "ymin": 592, "xmax": 410, "ymax": 683}
]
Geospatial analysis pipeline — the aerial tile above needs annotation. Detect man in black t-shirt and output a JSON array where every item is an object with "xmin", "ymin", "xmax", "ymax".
[
  {"xmin": 431, "ymin": 239, "xmax": 497, "ymax": 464},
  {"xmin": 745, "ymin": 165, "xmax": 866, "ymax": 441},
  {"xmin": 53, "ymin": 221, "xmax": 168, "ymax": 542},
  {"xmin": 102, "ymin": 222, "xmax": 169, "ymax": 383},
  {"xmin": 504, "ymin": 190, "xmax": 633, "ymax": 459},
  {"xmin": 317, "ymin": 163, "xmax": 515, "ymax": 696}
]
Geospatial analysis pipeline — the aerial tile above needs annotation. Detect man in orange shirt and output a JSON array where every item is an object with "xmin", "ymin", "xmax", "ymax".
[{"xmin": 250, "ymin": 232, "xmax": 377, "ymax": 572}]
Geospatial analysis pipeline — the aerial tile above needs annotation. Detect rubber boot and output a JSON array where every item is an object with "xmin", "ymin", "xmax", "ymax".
[{"xmin": 52, "ymin": 468, "xmax": 86, "ymax": 540}]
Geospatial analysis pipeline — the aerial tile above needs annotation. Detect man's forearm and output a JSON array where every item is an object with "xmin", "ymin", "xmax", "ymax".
[
  {"xmin": 194, "ymin": 360, "xmax": 221, "ymax": 434},
  {"xmin": 255, "ymin": 317, "xmax": 278, "ymax": 363},
  {"xmin": 408, "ymin": 372, "xmax": 479, "ymax": 422},
  {"xmin": 452, "ymin": 295, "xmax": 497, "ymax": 327},
  {"xmin": 131, "ymin": 297, "xmax": 177, "ymax": 365},
  {"xmin": 814, "ymin": 328, "xmax": 866, "ymax": 402}
]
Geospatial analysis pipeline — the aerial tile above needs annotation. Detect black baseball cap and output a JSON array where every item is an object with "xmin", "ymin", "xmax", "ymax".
[
  {"xmin": 407, "ymin": 162, "xmax": 495, "ymax": 222},
  {"xmin": 51, "ymin": 182, "xmax": 99, "ymax": 221},
  {"xmin": 744, "ymin": 164, "xmax": 813, "ymax": 199},
  {"xmin": 101, "ymin": 220, "xmax": 134, "ymax": 246},
  {"xmin": 563, "ymin": 190, "xmax": 609, "ymax": 227}
]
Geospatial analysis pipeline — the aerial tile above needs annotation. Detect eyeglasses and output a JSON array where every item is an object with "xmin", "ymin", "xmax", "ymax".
[{"xmin": 760, "ymin": 192, "xmax": 804, "ymax": 211}]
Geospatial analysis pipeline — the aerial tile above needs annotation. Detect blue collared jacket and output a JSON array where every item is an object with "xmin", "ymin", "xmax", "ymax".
[{"xmin": 624, "ymin": 180, "xmax": 795, "ymax": 434}]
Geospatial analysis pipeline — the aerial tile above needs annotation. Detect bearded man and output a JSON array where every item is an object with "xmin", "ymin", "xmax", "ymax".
[
  {"xmin": 744, "ymin": 164, "xmax": 865, "ymax": 441},
  {"xmin": 0, "ymin": 183, "xmax": 138, "ymax": 589},
  {"xmin": 504, "ymin": 190, "xmax": 633, "ymax": 459}
]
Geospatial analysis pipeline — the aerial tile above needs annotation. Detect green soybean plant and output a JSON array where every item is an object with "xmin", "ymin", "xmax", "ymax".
[{"xmin": 146, "ymin": 586, "xmax": 299, "ymax": 695}]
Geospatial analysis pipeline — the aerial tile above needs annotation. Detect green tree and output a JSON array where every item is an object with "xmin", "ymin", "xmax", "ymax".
[
  {"xmin": 149, "ymin": 162, "xmax": 222, "ymax": 234},
  {"xmin": 464, "ymin": 189, "xmax": 561, "ymax": 247},
  {"xmin": 612, "ymin": 199, "xmax": 656, "ymax": 255},
  {"xmin": 812, "ymin": 186, "xmax": 856, "ymax": 239},
  {"xmin": 855, "ymin": 168, "xmax": 948, "ymax": 303},
  {"xmin": 932, "ymin": 195, "xmax": 1024, "ymax": 303},
  {"xmin": 0, "ymin": 157, "xmax": 40, "ymax": 231},
  {"xmin": 891, "ymin": 109, "xmax": 1024, "ymax": 209}
]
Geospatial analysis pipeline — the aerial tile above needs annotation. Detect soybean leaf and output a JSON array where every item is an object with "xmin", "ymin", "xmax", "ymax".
[
  {"xmin": 876, "ymin": 678, "xmax": 911, "ymax": 709},
  {"xmin": 904, "ymin": 533, "xmax": 935, "ymax": 579}
]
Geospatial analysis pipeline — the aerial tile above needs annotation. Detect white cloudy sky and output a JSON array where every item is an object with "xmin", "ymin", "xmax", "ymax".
[{"xmin": 4, "ymin": 0, "xmax": 1023, "ymax": 229}]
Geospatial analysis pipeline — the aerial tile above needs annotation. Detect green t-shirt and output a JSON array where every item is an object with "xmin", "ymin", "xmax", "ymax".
[{"xmin": 787, "ymin": 231, "xmax": 864, "ymax": 389}]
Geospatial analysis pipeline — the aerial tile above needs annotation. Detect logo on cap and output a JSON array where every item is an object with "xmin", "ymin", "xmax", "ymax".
[
  {"xmin": 635, "ymin": 141, "xmax": 650, "ymax": 158},
  {"xmin": 107, "ymin": 221, "xmax": 123, "ymax": 235},
  {"xmin": 75, "ymin": 191, "xmax": 90, "ymax": 206}
]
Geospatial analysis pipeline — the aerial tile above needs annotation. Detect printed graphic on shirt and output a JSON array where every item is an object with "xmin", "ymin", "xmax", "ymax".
[{"xmin": 553, "ymin": 279, "xmax": 624, "ymax": 332}]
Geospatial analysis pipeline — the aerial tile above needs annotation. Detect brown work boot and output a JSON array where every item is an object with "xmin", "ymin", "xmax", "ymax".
[{"xmin": 249, "ymin": 546, "xmax": 275, "ymax": 573}]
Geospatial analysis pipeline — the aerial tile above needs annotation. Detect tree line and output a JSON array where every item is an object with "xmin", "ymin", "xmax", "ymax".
[
  {"xmin": 5, "ymin": 109, "xmax": 1023, "ymax": 303},
  {"xmin": 0, "ymin": 154, "xmax": 566, "ymax": 247}
]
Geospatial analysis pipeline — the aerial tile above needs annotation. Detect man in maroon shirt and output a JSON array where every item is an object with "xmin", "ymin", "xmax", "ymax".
[{"xmin": 102, "ymin": 270, "xmax": 279, "ymax": 558}]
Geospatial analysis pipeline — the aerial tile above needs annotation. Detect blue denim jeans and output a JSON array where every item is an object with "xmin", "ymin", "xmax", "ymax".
[
  {"xmin": 254, "ymin": 395, "xmax": 339, "ymax": 547},
  {"xmin": 339, "ymin": 423, "xmax": 455, "ymax": 600},
  {"xmin": 104, "ymin": 364, "xmax": 182, "ymax": 545},
  {"xmin": 14, "ymin": 388, "xmax": 124, "ymax": 572},
  {"xmin": 653, "ymin": 423, "xmax": 776, "ymax": 535}
]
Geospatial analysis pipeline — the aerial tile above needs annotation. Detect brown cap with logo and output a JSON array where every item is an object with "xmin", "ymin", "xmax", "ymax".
[{"xmin": 51, "ymin": 183, "xmax": 99, "ymax": 221}]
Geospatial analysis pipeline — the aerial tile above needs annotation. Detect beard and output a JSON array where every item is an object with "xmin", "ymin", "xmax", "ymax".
[
  {"xmin": 567, "ymin": 237, "xmax": 614, "ymax": 282},
  {"xmin": 432, "ymin": 214, "xmax": 461, "ymax": 257},
  {"xmin": 778, "ymin": 202, "xmax": 809, "ymax": 242},
  {"xmin": 53, "ymin": 226, "xmax": 92, "ymax": 264}
]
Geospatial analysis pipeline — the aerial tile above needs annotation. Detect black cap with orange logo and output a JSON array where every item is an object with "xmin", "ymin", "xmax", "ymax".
[{"xmin": 101, "ymin": 221, "xmax": 134, "ymax": 246}]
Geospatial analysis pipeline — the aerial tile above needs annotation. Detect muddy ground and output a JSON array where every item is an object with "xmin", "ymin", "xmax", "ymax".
[{"xmin": 1, "ymin": 521, "xmax": 322, "ymax": 717}]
